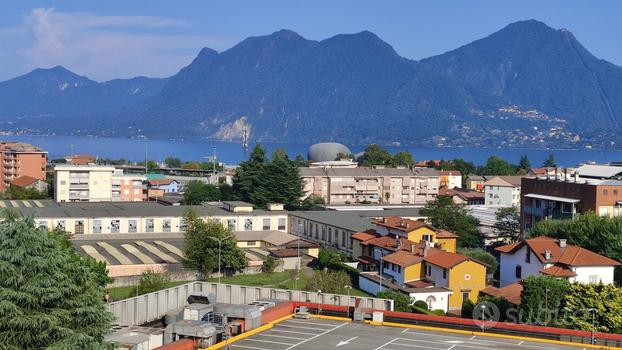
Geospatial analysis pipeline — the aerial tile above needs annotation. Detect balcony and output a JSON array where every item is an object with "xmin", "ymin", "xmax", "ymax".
[{"xmin": 69, "ymin": 183, "xmax": 89, "ymax": 190}]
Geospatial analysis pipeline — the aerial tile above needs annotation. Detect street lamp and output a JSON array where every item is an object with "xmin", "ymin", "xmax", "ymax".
[
  {"xmin": 344, "ymin": 285, "xmax": 352, "ymax": 318},
  {"xmin": 588, "ymin": 308, "xmax": 596, "ymax": 345},
  {"xmin": 480, "ymin": 304, "xmax": 487, "ymax": 332},
  {"xmin": 208, "ymin": 236, "xmax": 223, "ymax": 284},
  {"xmin": 317, "ymin": 290, "xmax": 322, "ymax": 315},
  {"xmin": 374, "ymin": 249, "xmax": 384, "ymax": 294}
]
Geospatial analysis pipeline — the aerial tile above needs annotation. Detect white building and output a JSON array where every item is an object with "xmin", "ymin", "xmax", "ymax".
[
  {"xmin": 483, "ymin": 176, "xmax": 523, "ymax": 207},
  {"xmin": 496, "ymin": 237, "xmax": 620, "ymax": 287},
  {"xmin": 55, "ymin": 164, "xmax": 116, "ymax": 202}
]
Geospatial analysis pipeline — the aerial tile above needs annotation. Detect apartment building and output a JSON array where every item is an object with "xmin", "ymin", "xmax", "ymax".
[
  {"xmin": 6, "ymin": 199, "xmax": 288, "ymax": 235},
  {"xmin": 484, "ymin": 176, "xmax": 523, "ymax": 207},
  {"xmin": 353, "ymin": 217, "xmax": 487, "ymax": 313},
  {"xmin": 55, "ymin": 164, "xmax": 147, "ymax": 202},
  {"xmin": 0, "ymin": 142, "xmax": 47, "ymax": 192},
  {"xmin": 299, "ymin": 166, "xmax": 439, "ymax": 205},
  {"xmin": 439, "ymin": 170, "xmax": 462, "ymax": 189},
  {"xmin": 521, "ymin": 164, "xmax": 622, "ymax": 232},
  {"xmin": 112, "ymin": 170, "xmax": 146, "ymax": 201},
  {"xmin": 496, "ymin": 237, "xmax": 620, "ymax": 287}
]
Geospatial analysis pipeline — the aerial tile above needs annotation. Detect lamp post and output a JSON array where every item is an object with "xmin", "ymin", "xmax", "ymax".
[
  {"xmin": 317, "ymin": 290, "xmax": 322, "ymax": 315},
  {"xmin": 480, "ymin": 304, "xmax": 487, "ymax": 332},
  {"xmin": 588, "ymin": 308, "xmax": 596, "ymax": 345},
  {"xmin": 345, "ymin": 285, "xmax": 352, "ymax": 319},
  {"xmin": 544, "ymin": 288, "xmax": 550, "ymax": 326},
  {"xmin": 208, "ymin": 236, "xmax": 223, "ymax": 284},
  {"xmin": 375, "ymin": 249, "xmax": 384, "ymax": 293}
]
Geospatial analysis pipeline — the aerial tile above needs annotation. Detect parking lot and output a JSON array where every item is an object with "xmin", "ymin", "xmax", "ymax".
[{"xmin": 225, "ymin": 317, "xmax": 593, "ymax": 350}]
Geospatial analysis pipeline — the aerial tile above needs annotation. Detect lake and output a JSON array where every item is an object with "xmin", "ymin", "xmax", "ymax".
[{"xmin": 3, "ymin": 135, "xmax": 622, "ymax": 167}]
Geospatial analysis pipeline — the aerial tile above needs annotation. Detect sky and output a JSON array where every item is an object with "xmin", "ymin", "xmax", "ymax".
[{"xmin": 0, "ymin": 1, "xmax": 621, "ymax": 82}]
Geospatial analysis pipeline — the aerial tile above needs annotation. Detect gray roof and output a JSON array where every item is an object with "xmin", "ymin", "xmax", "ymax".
[
  {"xmin": 299, "ymin": 167, "xmax": 438, "ymax": 177},
  {"xmin": 233, "ymin": 230, "xmax": 300, "ymax": 246},
  {"xmin": 289, "ymin": 211, "xmax": 375, "ymax": 232},
  {"xmin": 576, "ymin": 164, "xmax": 622, "ymax": 179},
  {"xmin": 0, "ymin": 200, "xmax": 282, "ymax": 219}
]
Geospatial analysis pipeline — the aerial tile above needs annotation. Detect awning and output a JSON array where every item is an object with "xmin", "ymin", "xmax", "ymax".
[{"xmin": 524, "ymin": 193, "xmax": 580, "ymax": 204}]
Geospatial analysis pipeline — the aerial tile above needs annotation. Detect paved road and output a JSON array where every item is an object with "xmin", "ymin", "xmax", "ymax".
[{"xmin": 225, "ymin": 318, "xmax": 591, "ymax": 350}]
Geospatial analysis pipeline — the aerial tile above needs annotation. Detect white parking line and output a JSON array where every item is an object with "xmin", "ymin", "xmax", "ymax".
[
  {"xmin": 231, "ymin": 345, "xmax": 270, "ymax": 350},
  {"xmin": 283, "ymin": 319, "xmax": 341, "ymax": 327},
  {"xmin": 285, "ymin": 322, "xmax": 348, "ymax": 350},
  {"xmin": 256, "ymin": 333, "xmax": 306, "ymax": 340},
  {"xmin": 375, "ymin": 338, "xmax": 399, "ymax": 350},
  {"xmin": 245, "ymin": 338, "xmax": 297, "ymax": 346},
  {"xmin": 402, "ymin": 330, "xmax": 546, "ymax": 349},
  {"xmin": 275, "ymin": 324, "xmax": 329, "ymax": 331},
  {"xmin": 269, "ymin": 329, "xmax": 317, "ymax": 336}
]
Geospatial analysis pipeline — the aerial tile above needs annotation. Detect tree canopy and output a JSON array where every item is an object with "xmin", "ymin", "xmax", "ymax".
[
  {"xmin": 232, "ymin": 145, "xmax": 306, "ymax": 210},
  {"xmin": 478, "ymin": 156, "xmax": 517, "ymax": 176},
  {"xmin": 458, "ymin": 248, "xmax": 497, "ymax": 274},
  {"xmin": 182, "ymin": 210, "xmax": 247, "ymax": 278},
  {"xmin": 0, "ymin": 212, "xmax": 113, "ymax": 349},
  {"xmin": 520, "ymin": 275, "xmax": 571, "ymax": 326},
  {"xmin": 164, "ymin": 156, "xmax": 182, "ymax": 168},
  {"xmin": 493, "ymin": 206, "xmax": 520, "ymax": 242},
  {"xmin": 543, "ymin": 153, "xmax": 557, "ymax": 167},
  {"xmin": 518, "ymin": 155, "xmax": 531, "ymax": 173},
  {"xmin": 184, "ymin": 180, "xmax": 221, "ymax": 205},
  {"xmin": 421, "ymin": 195, "xmax": 484, "ymax": 248}
]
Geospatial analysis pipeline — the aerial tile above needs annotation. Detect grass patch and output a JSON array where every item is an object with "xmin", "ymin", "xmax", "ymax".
[{"xmin": 107, "ymin": 280, "xmax": 193, "ymax": 302}]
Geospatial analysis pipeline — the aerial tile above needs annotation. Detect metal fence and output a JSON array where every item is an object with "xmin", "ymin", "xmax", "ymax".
[{"xmin": 106, "ymin": 281, "xmax": 393, "ymax": 325}]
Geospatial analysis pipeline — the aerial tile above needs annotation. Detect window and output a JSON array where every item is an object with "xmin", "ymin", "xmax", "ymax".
[
  {"xmin": 244, "ymin": 218, "xmax": 253, "ymax": 231},
  {"xmin": 56, "ymin": 220, "xmax": 66, "ymax": 231},
  {"xmin": 146, "ymin": 219, "xmax": 154, "ymax": 233},
  {"xmin": 525, "ymin": 250, "xmax": 531, "ymax": 263},
  {"xmin": 515, "ymin": 265, "xmax": 522, "ymax": 279},
  {"xmin": 93, "ymin": 220, "xmax": 102, "ymax": 234},
  {"xmin": 426, "ymin": 266, "xmax": 431, "ymax": 276},
  {"xmin": 227, "ymin": 219, "xmax": 236, "ymax": 231},
  {"xmin": 328, "ymin": 228, "xmax": 333, "ymax": 242},
  {"xmin": 397, "ymin": 266, "xmax": 402, "ymax": 274},
  {"xmin": 589, "ymin": 275, "xmax": 600, "ymax": 283},
  {"xmin": 604, "ymin": 189, "xmax": 609, "ymax": 195},
  {"xmin": 75, "ymin": 220, "xmax": 84, "ymax": 234},
  {"xmin": 262, "ymin": 218, "xmax": 271, "ymax": 230},
  {"xmin": 110, "ymin": 220, "xmax": 120, "ymax": 234},
  {"xmin": 128, "ymin": 219, "xmax": 138, "ymax": 233},
  {"xmin": 462, "ymin": 292, "xmax": 470, "ymax": 304},
  {"xmin": 278, "ymin": 218, "xmax": 286, "ymax": 230},
  {"xmin": 614, "ymin": 190, "xmax": 619, "ymax": 195},
  {"xmin": 37, "ymin": 221, "xmax": 48, "ymax": 229},
  {"xmin": 60, "ymin": 180, "xmax": 66, "ymax": 185},
  {"xmin": 180, "ymin": 218, "xmax": 187, "ymax": 231},
  {"xmin": 163, "ymin": 219, "xmax": 171, "ymax": 233},
  {"xmin": 443, "ymin": 269, "xmax": 447, "ymax": 279},
  {"xmin": 423, "ymin": 234, "xmax": 432, "ymax": 242},
  {"xmin": 247, "ymin": 241, "xmax": 257, "ymax": 246},
  {"xmin": 321, "ymin": 227, "xmax": 325, "ymax": 240},
  {"xmin": 342, "ymin": 231, "xmax": 346, "ymax": 247}
]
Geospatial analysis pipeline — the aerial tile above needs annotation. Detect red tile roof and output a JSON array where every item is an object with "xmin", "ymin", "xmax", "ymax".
[
  {"xmin": 540, "ymin": 265, "xmax": 577, "ymax": 278},
  {"xmin": 373, "ymin": 216, "xmax": 434, "ymax": 232},
  {"xmin": 10, "ymin": 175, "xmax": 41, "ymax": 188},
  {"xmin": 436, "ymin": 229, "xmax": 459, "ymax": 239},
  {"xmin": 148, "ymin": 179, "xmax": 175, "ymax": 186},
  {"xmin": 423, "ymin": 250, "xmax": 469, "ymax": 269},
  {"xmin": 351, "ymin": 229, "xmax": 381, "ymax": 242},
  {"xmin": 439, "ymin": 170, "xmax": 462, "ymax": 176},
  {"xmin": 405, "ymin": 280, "xmax": 434, "ymax": 288},
  {"xmin": 481, "ymin": 282, "xmax": 523, "ymax": 305},
  {"xmin": 496, "ymin": 237, "xmax": 620, "ymax": 267},
  {"xmin": 382, "ymin": 251, "xmax": 424, "ymax": 267}
]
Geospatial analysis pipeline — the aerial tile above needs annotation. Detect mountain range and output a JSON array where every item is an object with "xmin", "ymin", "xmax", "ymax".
[{"xmin": 1, "ymin": 19, "xmax": 621, "ymax": 149}]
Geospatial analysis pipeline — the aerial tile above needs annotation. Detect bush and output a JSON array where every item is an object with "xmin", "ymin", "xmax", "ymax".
[
  {"xmin": 458, "ymin": 248, "xmax": 498, "ymax": 275},
  {"xmin": 377, "ymin": 290, "xmax": 414, "ymax": 313},
  {"xmin": 305, "ymin": 269, "xmax": 352, "ymax": 295},
  {"xmin": 461, "ymin": 299, "xmax": 474, "ymax": 318},
  {"xmin": 430, "ymin": 309, "xmax": 446, "ymax": 316},
  {"xmin": 414, "ymin": 300, "xmax": 429, "ymax": 310},
  {"xmin": 262, "ymin": 256, "xmax": 278, "ymax": 273},
  {"xmin": 137, "ymin": 268, "xmax": 171, "ymax": 295}
]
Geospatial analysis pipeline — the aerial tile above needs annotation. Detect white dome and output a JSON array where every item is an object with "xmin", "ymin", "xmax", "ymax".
[{"xmin": 308, "ymin": 142, "xmax": 351, "ymax": 162}]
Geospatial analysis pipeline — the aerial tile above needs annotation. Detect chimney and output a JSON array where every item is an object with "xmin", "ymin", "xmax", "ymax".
[
  {"xmin": 544, "ymin": 250, "xmax": 552, "ymax": 260},
  {"xmin": 411, "ymin": 244, "xmax": 416, "ymax": 254},
  {"xmin": 423, "ymin": 241, "xmax": 430, "ymax": 257},
  {"xmin": 559, "ymin": 239, "xmax": 567, "ymax": 248},
  {"xmin": 396, "ymin": 235, "xmax": 402, "ymax": 250}
]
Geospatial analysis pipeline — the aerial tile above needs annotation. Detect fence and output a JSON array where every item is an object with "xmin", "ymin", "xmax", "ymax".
[{"xmin": 106, "ymin": 281, "xmax": 393, "ymax": 326}]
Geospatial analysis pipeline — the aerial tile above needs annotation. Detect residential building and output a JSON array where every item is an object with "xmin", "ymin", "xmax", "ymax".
[
  {"xmin": 10, "ymin": 175, "xmax": 48, "ymax": 193},
  {"xmin": 439, "ymin": 170, "xmax": 462, "ymax": 189},
  {"xmin": 147, "ymin": 178, "xmax": 180, "ymax": 198},
  {"xmin": 299, "ymin": 166, "xmax": 439, "ymax": 205},
  {"xmin": 520, "ymin": 167, "xmax": 622, "ymax": 232},
  {"xmin": 496, "ymin": 237, "xmax": 620, "ymax": 287},
  {"xmin": 54, "ymin": 164, "xmax": 115, "ymax": 202},
  {"xmin": 484, "ymin": 176, "xmax": 523, "ymax": 207},
  {"xmin": 465, "ymin": 175, "xmax": 489, "ymax": 192},
  {"xmin": 439, "ymin": 187, "xmax": 485, "ymax": 205},
  {"xmin": 527, "ymin": 167, "xmax": 557, "ymax": 177},
  {"xmin": 0, "ymin": 142, "xmax": 47, "ymax": 192},
  {"xmin": 289, "ymin": 208, "xmax": 425, "ymax": 256},
  {"xmin": 65, "ymin": 154, "xmax": 96, "ymax": 165},
  {"xmin": 112, "ymin": 169, "xmax": 146, "ymax": 201},
  {"xmin": 353, "ymin": 217, "xmax": 487, "ymax": 313},
  {"xmin": 6, "ymin": 199, "xmax": 288, "ymax": 235}
]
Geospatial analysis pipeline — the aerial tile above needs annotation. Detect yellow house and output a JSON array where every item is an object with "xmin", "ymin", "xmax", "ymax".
[
  {"xmin": 373, "ymin": 216, "xmax": 458, "ymax": 253},
  {"xmin": 423, "ymin": 251, "xmax": 487, "ymax": 312}
]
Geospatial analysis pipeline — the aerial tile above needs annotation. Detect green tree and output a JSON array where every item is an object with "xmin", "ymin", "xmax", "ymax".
[
  {"xmin": 520, "ymin": 275, "xmax": 571, "ymax": 326},
  {"xmin": 461, "ymin": 299, "xmax": 475, "ymax": 318},
  {"xmin": 392, "ymin": 151, "xmax": 414, "ymax": 167},
  {"xmin": 317, "ymin": 249, "xmax": 345, "ymax": 269},
  {"xmin": 0, "ymin": 212, "xmax": 113, "ymax": 349},
  {"xmin": 360, "ymin": 144, "xmax": 393, "ymax": 166},
  {"xmin": 478, "ymin": 156, "xmax": 517, "ymax": 175},
  {"xmin": 219, "ymin": 183, "xmax": 233, "ymax": 201},
  {"xmin": 564, "ymin": 283, "xmax": 622, "ymax": 333},
  {"xmin": 2, "ymin": 185, "xmax": 49, "ymax": 199},
  {"xmin": 232, "ymin": 145, "xmax": 306, "ymax": 210},
  {"xmin": 262, "ymin": 256, "xmax": 278, "ymax": 273},
  {"xmin": 493, "ymin": 206, "xmax": 521, "ymax": 242},
  {"xmin": 377, "ymin": 290, "xmax": 414, "ymax": 312},
  {"xmin": 137, "ymin": 268, "xmax": 171, "ymax": 295},
  {"xmin": 528, "ymin": 212, "xmax": 622, "ymax": 282},
  {"xmin": 458, "ymin": 248, "xmax": 498, "ymax": 274},
  {"xmin": 543, "ymin": 153, "xmax": 557, "ymax": 167},
  {"xmin": 164, "ymin": 156, "xmax": 182, "ymax": 168},
  {"xmin": 518, "ymin": 155, "xmax": 531, "ymax": 172},
  {"xmin": 294, "ymin": 154, "xmax": 308, "ymax": 166},
  {"xmin": 182, "ymin": 210, "xmax": 247, "ymax": 278},
  {"xmin": 305, "ymin": 269, "xmax": 352, "ymax": 295},
  {"xmin": 184, "ymin": 180, "xmax": 221, "ymax": 205},
  {"xmin": 421, "ymin": 196, "xmax": 484, "ymax": 248},
  {"xmin": 477, "ymin": 295, "xmax": 514, "ymax": 322}
]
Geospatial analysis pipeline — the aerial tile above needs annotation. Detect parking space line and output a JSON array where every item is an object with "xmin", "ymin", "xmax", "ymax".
[
  {"xmin": 256, "ymin": 334, "xmax": 306, "ymax": 340},
  {"xmin": 283, "ymin": 319, "xmax": 342, "ymax": 327},
  {"xmin": 231, "ymin": 345, "xmax": 270, "ymax": 350},
  {"xmin": 284, "ymin": 322, "xmax": 348, "ymax": 350},
  {"xmin": 403, "ymin": 330, "xmax": 526, "ymax": 348},
  {"xmin": 374, "ymin": 338, "xmax": 399, "ymax": 350},
  {"xmin": 394, "ymin": 338, "xmax": 466, "ymax": 350},
  {"xmin": 269, "ymin": 329, "xmax": 317, "ymax": 336},
  {"xmin": 244, "ymin": 338, "xmax": 297, "ymax": 346},
  {"xmin": 275, "ymin": 324, "xmax": 329, "ymax": 331}
]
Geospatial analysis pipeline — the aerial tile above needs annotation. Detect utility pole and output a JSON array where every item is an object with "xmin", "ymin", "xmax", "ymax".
[
  {"xmin": 345, "ymin": 285, "xmax": 352, "ymax": 318},
  {"xmin": 144, "ymin": 144, "xmax": 148, "ymax": 175},
  {"xmin": 212, "ymin": 146, "xmax": 217, "ymax": 185}
]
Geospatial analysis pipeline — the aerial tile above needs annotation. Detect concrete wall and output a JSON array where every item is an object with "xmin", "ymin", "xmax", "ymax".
[{"xmin": 106, "ymin": 281, "xmax": 393, "ymax": 326}]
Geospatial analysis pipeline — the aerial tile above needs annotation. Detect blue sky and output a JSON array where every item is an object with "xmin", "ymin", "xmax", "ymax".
[{"xmin": 0, "ymin": 1, "xmax": 620, "ymax": 81}]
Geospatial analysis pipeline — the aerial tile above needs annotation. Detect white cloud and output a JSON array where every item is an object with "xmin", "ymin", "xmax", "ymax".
[{"xmin": 0, "ymin": 7, "xmax": 236, "ymax": 81}]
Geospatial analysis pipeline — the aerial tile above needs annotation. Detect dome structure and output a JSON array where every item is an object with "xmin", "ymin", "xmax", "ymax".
[{"xmin": 308, "ymin": 142, "xmax": 352, "ymax": 162}]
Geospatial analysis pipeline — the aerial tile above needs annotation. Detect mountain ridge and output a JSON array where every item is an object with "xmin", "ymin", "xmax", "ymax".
[{"xmin": 1, "ymin": 20, "xmax": 621, "ymax": 149}]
